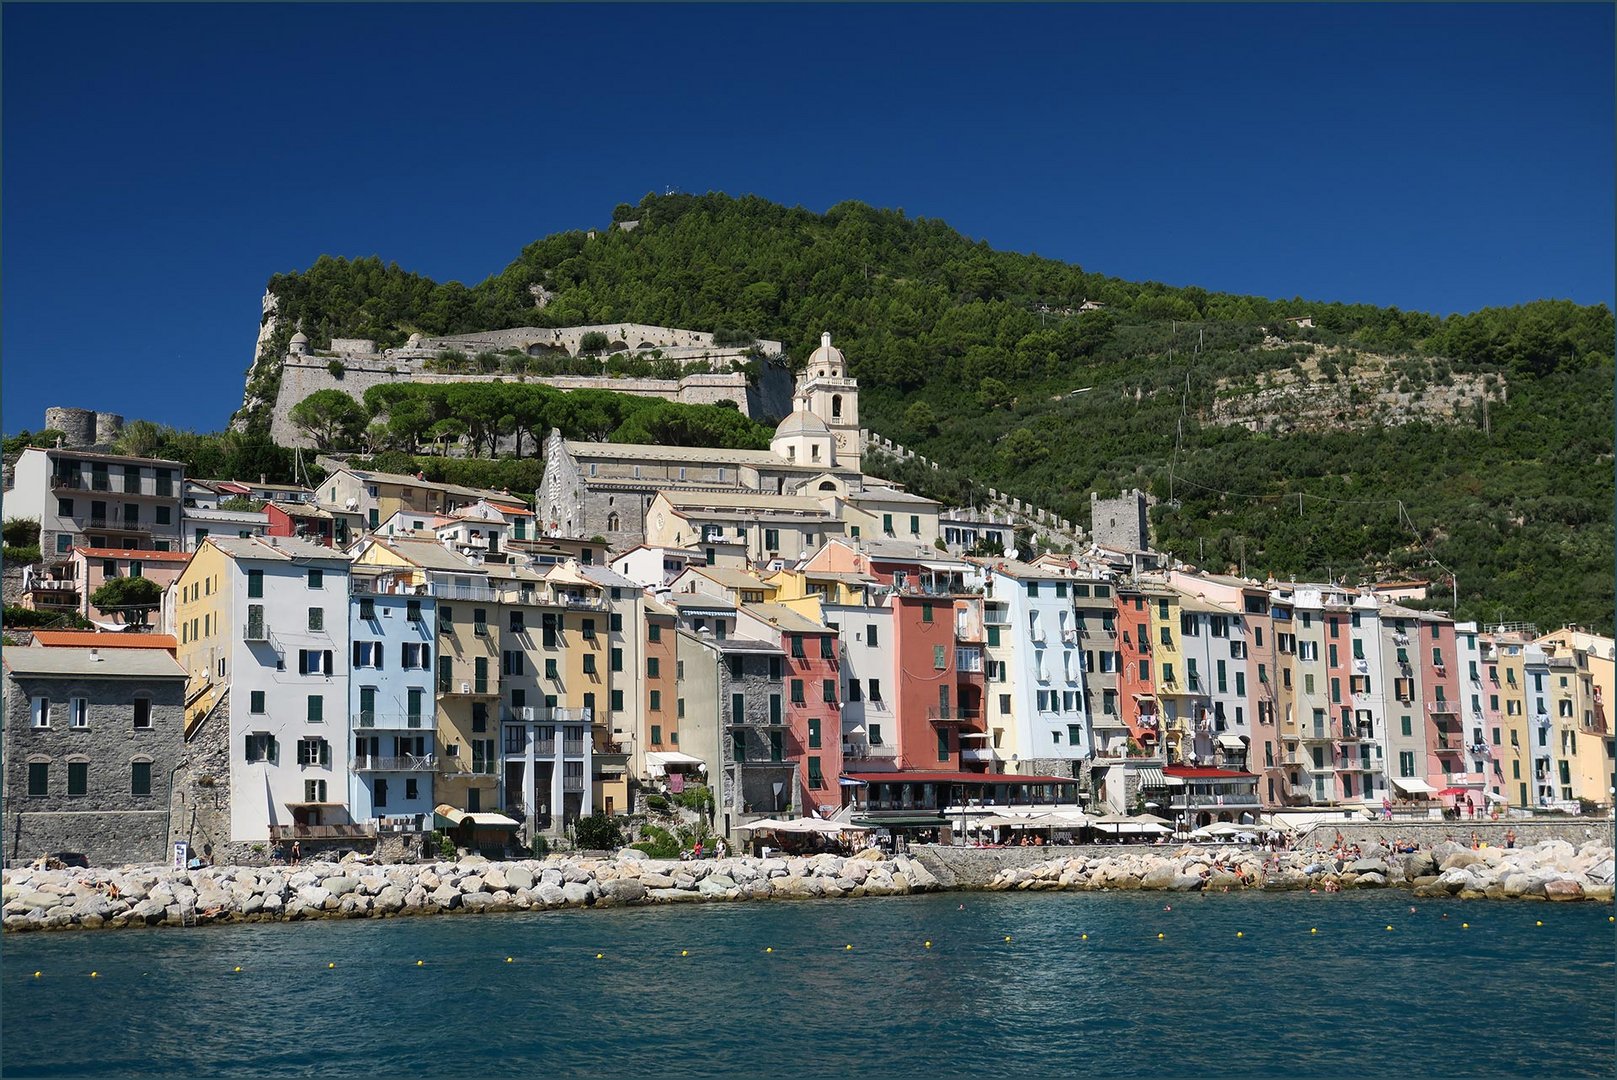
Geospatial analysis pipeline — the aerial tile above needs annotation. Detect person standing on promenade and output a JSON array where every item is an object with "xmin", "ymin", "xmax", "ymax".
[{"xmin": 291, "ymin": 841, "xmax": 302, "ymax": 865}]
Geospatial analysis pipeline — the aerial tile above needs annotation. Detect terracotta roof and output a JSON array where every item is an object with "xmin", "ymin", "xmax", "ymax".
[
  {"xmin": 74, "ymin": 547, "xmax": 191, "ymax": 562},
  {"xmin": 489, "ymin": 502, "xmax": 534, "ymax": 517},
  {"xmin": 31, "ymin": 631, "xmax": 178, "ymax": 649}
]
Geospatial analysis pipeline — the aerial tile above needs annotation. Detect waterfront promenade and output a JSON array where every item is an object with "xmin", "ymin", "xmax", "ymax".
[{"xmin": 3, "ymin": 831, "xmax": 1611, "ymax": 933}]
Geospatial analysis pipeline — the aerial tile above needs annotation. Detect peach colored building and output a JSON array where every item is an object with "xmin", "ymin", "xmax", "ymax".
[{"xmin": 71, "ymin": 546, "xmax": 190, "ymax": 625}]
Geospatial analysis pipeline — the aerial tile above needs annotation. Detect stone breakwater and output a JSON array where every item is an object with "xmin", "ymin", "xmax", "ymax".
[
  {"xmin": 5, "ymin": 840, "xmax": 1611, "ymax": 934},
  {"xmin": 0, "ymin": 849, "xmax": 943, "ymax": 933},
  {"xmin": 981, "ymin": 839, "xmax": 1615, "ymax": 902}
]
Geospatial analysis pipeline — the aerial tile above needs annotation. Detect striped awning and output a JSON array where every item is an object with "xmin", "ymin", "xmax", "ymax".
[{"xmin": 1135, "ymin": 767, "xmax": 1167, "ymax": 788}]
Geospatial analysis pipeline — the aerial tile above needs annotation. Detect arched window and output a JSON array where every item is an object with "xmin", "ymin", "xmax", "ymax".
[
  {"xmin": 831, "ymin": 394, "xmax": 843, "ymax": 419},
  {"xmin": 818, "ymin": 481, "xmax": 838, "ymax": 492},
  {"xmin": 26, "ymin": 754, "xmax": 51, "ymax": 797},
  {"xmin": 606, "ymin": 513, "xmax": 621, "ymax": 532}
]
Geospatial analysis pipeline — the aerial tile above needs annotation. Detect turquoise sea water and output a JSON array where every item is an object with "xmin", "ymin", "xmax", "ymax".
[{"xmin": 3, "ymin": 891, "xmax": 1613, "ymax": 1079}]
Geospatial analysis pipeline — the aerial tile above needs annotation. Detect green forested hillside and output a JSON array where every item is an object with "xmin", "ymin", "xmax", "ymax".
[{"xmin": 239, "ymin": 193, "xmax": 1615, "ymax": 632}]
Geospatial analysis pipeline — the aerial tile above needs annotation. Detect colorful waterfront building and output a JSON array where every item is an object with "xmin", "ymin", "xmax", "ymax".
[
  {"xmin": 173, "ymin": 536, "xmax": 354, "ymax": 844},
  {"xmin": 979, "ymin": 561, "xmax": 1091, "ymax": 775},
  {"xmin": 739, "ymin": 603, "xmax": 843, "ymax": 815},
  {"xmin": 347, "ymin": 566, "xmax": 436, "ymax": 828}
]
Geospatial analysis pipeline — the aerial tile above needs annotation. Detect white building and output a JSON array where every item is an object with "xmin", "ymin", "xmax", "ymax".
[
  {"xmin": 174, "ymin": 536, "xmax": 354, "ymax": 844},
  {"xmin": 6, "ymin": 445, "xmax": 185, "ymax": 557},
  {"xmin": 980, "ymin": 562, "xmax": 1092, "ymax": 771}
]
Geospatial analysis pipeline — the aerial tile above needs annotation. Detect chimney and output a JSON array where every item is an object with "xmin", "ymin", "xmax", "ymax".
[{"xmin": 89, "ymin": 648, "xmax": 102, "ymax": 662}]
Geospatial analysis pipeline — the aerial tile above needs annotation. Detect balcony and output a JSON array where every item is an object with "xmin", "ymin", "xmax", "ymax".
[
  {"xmin": 842, "ymin": 742, "xmax": 897, "ymax": 760},
  {"xmin": 1426, "ymin": 700, "xmax": 1459, "ymax": 716},
  {"xmin": 927, "ymin": 707, "xmax": 983, "ymax": 727},
  {"xmin": 555, "ymin": 594, "xmax": 609, "ymax": 612},
  {"xmin": 355, "ymin": 712, "xmax": 428, "ymax": 730},
  {"xmin": 428, "ymin": 583, "xmax": 500, "ymax": 603},
  {"xmin": 562, "ymin": 740, "xmax": 586, "ymax": 756},
  {"xmin": 243, "ymin": 621, "xmax": 271, "ymax": 642},
  {"xmin": 351, "ymin": 754, "xmax": 436, "ymax": 772},
  {"xmin": 1433, "ymin": 742, "xmax": 1465, "ymax": 756},
  {"xmin": 441, "ymin": 679, "xmax": 499, "ymax": 697},
  {"xmin": 960, "ymin": 747, "xmax": 998, "ymax": 764},
  {"xmin": 562, "ymin": 775, "xmax": 586, "ymax": 793},
  {"xmin": 84, "ymin": 517, "xmax": 152, "ymax": 535},
  {"xmin": 1171, "ymin": 792, "xmax": 1261, "ymax": 809}
]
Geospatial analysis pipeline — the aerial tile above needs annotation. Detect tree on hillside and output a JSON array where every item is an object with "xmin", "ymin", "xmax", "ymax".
[
  {"xmin": 998, "ymin": 429, "xmax": 1049, "ymax": 470},
  {"xmin": 904, "ymin": 401, "xmax": 939, "ymax": 438},
  {"xmin": 89, "ymin": 576, "xmax": 164, "ymax": 627},
  {"xmin": 290, "ymin": 390, "xmax": 366, "ymax": 450}
]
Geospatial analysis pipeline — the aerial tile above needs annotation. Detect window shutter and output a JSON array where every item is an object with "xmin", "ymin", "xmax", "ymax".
[
  {"xmin": 323, "ymin": 650, "xmax": 334, "ymax": 675},
  {"xmin": 354, "ymin": 642, "xmax": 365, "ymax": 668},
  {"xmin": 374, "ymin": 645, "xmax": 382, "ymax": 671},
  {"xmin": 320, "ymin": 741, "xmax": 331, "ymax": 768},
  {"xmin": 245, "ymin": 735, "xmax": 255, "ymax": 761},
  {"xmin": 422, "ymin": 644, "xmax": 430, "ymax": 669},
  {"xmin": 269, "ymin": 736, "xmax": 279, "ymax": 764}
]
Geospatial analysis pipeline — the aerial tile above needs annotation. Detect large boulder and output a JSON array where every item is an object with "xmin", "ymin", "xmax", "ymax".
[
  {"xmin": 561, "ymin": 881, "xmax": 593, "ymax": 906},
  {"xmin": 322, "ymin": 877, "xmax": 360, "ymax": 897},
  {"xmin": 1141, "ymin": 864, "xmax": 1178, "ymax": 890},
  {"xmin": 504, "ymin": 866, "xmax": 534, "ymax": 891},
  {"xmin": 1440, "ymin": 850, "xmax": 1483, "ymax": 872},
  {"xmin": 1544, "ymin": 879, "xmax": 1585, "ymax": 902},
  {"xmin": 482, "ymin": 868, "xmax": 510, "ymax": 893},
  {"xmin": 602, "ymin": 878, "xmax": 647, "ymax": 904}
]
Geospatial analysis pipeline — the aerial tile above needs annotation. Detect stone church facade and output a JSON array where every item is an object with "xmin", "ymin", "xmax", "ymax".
[{"xmin": 539, "ymin": 334, "xmax": 869, "ymax": 549}]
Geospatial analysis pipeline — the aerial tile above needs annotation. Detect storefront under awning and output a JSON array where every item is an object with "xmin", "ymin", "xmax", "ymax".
[{"xmin": 1392, "ymin": 777, "xmax": 1437, "ymax": 795}]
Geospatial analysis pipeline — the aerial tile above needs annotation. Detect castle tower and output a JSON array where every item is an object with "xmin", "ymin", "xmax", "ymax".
[{"xmin": 798, "ymin": 332, "xmax": 861, "ymax": 471}]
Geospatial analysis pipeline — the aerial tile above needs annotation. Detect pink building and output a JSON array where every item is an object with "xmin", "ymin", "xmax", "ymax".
[{"xmin": 71, "ymin": 547, "xmax": 190, "ymax": 625}]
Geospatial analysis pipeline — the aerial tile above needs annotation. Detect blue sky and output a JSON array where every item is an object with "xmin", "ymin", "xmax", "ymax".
[{"xmin": 3, "ymin": 3, "xmax": 1611, "ymax": 434}]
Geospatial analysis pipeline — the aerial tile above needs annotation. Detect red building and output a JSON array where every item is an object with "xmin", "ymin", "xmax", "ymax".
[
  {"xmin": 742, "ymin": 604, "xmax": 844, "ymax": 817},
  {"xmin": 264, "ymin": 502, "xmax": 337, "ymax": 547}
]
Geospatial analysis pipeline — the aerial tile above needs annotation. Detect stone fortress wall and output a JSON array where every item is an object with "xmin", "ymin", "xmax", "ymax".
[
  {"xmin": 266, "ymin": 323, "xmax": 794, "ymax": 449},
  {"xmin": 44, "ymin": 407, "xmax": 123, "ymax": 448}
]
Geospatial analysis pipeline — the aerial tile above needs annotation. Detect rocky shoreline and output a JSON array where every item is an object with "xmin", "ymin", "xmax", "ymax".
[
  {"xmin": 3, "ymin": 839, "xmax": 1611, "ymax": 933},
  {"xmin": 983, "ymin": 838, "xmax": 1615, "ymax": 901}
]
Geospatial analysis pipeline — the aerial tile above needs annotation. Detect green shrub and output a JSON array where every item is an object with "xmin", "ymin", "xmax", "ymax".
[
  {"xmin": 579, "ymin": 331, "xmax": 610, "ymax": 353},
  {"xmin": 2, "ymin": 519, "xmax": 40, "ymax": 547},
  {"xmin": 572, "ymin": 813, "xmax": 625, "ymax": 852},
  {"xmin": 672, "ymin": 784, "xmax": 714, "ymax": 815},
  {"xmin": 3, "ymin": 545, "xmax": 41, "ymax": 564},
  {"xmin": 630, "ymin": 824, "xmax": 680, "ymax": 859},
  {"xmin": 327, "ymin": 359, "xmax": 346, "ymax": 378},
  {"xmin": 2, "ymin": 606, "xmax": 91, "ymax": 629},
  {"xmin": 645, "ymin": 794, "xmax": 670, "ymax": 814}
]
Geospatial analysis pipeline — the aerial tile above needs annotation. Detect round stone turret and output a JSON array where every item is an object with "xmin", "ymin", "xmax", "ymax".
[
  {"xmin": 289, "ymin": 331, "xmax": 311, "ymax": 355},
  {"xmin": 44, "ymin": 407, "xmax": 96, "ymax": 447}
]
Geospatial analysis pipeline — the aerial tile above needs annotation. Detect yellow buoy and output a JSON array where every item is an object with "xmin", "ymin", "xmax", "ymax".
[
  {"xmin": 845, "ymin": 944, "xmax": 853, "ymax": 951},
  {"xmin": 680, "ymin": 950, "xmax": 689, "ymax": 957},
  {"xmin": 233, "ymin": 966, "xmax": 242, "ymax": 973},
  {"xmin": 33, "ymin": 971, "xmax": 42, "ymax": 978},
  {"xmin": 1462, "ymin": 923, "xmax": 1470, "ymax": 929},
  {"xmin": 89, "ymin": 972, "xmax": 98, "ymax": 978},
  {"xmin": 1535, "ymin": 920, "xmax": 1543, "ymax": 927},
  {"xmin": 1609, "ymin": 915, "xmax": 1614, "ymax": 923},
  {"xmin": 1236, "ymin": 932, "xmax": 1244, "ymax": 938},
  {"xmin": 416, "ymin": 960, "xmax": 424, "ymax": 967},
  {"xmin": 1156, "ymin": 933, "xmax": 1164, "ymax": 940},
  {"xmin": 765, "ymin": 947, "xmax": 773, "ymax": 953},
  {"xmin": 594, "ymin": 954, "xmax": 603, "ymax": 960},
  {"xmin": 1310, "ymin": 928, "xmax": 1317, "ymax": 934},
  {"xmin": 507, "ymin": 957, "xmax": 514, "ymax": 963},
  {"xmin": 1385, "ymin": 925, "xmax": 1393, "ymax": 931},
  {"xmin": 924, "ymin": 941, "xmax": 932, "ymax": 949},
  {"xmin": 1080, "ymin": 933, "xmax": 1088, "ymax": 940},
  {"xmin": 328, "ymin": 962, "xmax": 335, "ymax": 969},
  {"xmin": 1004, "ymin": 935, "xmax": 1013, "ymax": 942}
]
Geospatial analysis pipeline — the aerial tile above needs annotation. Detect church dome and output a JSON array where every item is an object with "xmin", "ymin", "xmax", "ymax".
[
  {"xmin": 774, "ymin": 408, "xmax": 830, "ymax": 437},
  {"xmin": 807, "ymin": 331, "xmax": 845, "ymax": 375}
]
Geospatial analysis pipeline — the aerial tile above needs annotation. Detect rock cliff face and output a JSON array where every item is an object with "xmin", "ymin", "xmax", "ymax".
[{"xmin": 232, "ymin": 290, "xmax": 284, "ymax": 432}]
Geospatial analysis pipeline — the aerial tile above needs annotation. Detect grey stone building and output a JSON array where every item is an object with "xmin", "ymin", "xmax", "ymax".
[
  {"xmin": 4, "ymin": 645, "xmax": 188, "ymax": 866},
  {"xmin": 1089, "ymin": 489, "xmax": 1153, "ymax": 553}
]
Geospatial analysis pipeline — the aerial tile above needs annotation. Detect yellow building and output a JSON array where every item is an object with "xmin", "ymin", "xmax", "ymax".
[{"xmin": 1536, "ymin": 627, "xmax": 1615, "ymax": 809}]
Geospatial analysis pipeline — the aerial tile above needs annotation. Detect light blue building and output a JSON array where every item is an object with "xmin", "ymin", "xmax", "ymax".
[{"xmin": 348, "ymin": 568, "xmax": 437, "ymax": 826}]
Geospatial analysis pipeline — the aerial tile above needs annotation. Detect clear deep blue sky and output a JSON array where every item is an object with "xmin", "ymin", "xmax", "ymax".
[{"xmin": 3, "ymin": 3, "xmax": 1612, "ymax": 434}]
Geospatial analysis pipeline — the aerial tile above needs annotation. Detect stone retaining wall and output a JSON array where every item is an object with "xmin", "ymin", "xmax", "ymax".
[{"xmin": 1298, "ymin": 819, "xmax": 1613, "ymax": 849}]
